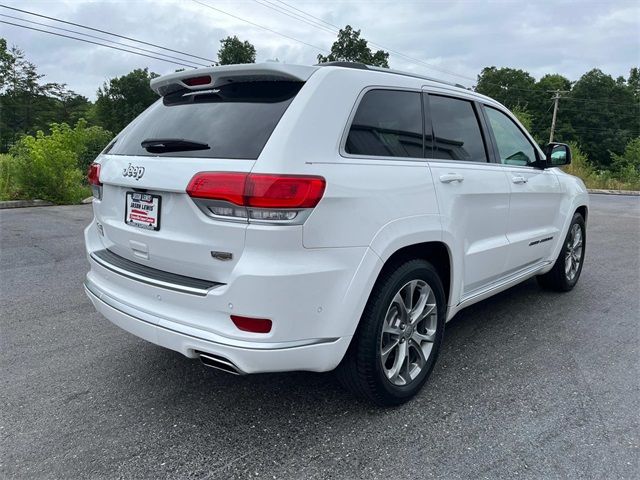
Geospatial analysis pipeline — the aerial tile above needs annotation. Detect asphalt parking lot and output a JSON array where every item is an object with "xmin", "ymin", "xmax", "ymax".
[{"xmin": 1, "ymin": 194, "xmax": 639, "ymax": 479}]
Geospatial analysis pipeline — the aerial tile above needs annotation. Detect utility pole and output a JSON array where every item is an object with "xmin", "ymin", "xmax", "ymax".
[{"xmin": 549, "ymin": 90, "xmax": 568, "ymax": 143}]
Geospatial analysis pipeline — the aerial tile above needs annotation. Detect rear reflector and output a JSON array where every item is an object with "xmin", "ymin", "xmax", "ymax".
[
  {"xmin": 186, "ymin": 172, "xmax": 326, "ymax": 209},
  {"xmin": 87, "ymin": 163, "xmax": 101, "ymax": 186},
  {"xmin": 182, "ymin": 75, "xmax": 212, "ymax": 86},
  {"xmin": 230, "ymin": 315, "xmax": 272, "ymax": 334}
]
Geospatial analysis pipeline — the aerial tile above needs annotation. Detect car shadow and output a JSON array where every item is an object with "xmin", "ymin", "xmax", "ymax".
[{"xmin": 125, "ymin": 277, "xmax": 554, "ymax": 416}]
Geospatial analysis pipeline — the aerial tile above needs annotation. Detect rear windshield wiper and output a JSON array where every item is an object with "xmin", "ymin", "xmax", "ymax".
[{"xmin": 141, "ymin": 138, "xmax": 210, "ymax": 153}]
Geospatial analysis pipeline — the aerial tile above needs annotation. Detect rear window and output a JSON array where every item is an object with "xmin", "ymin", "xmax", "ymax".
[{"xmin": 108, "ymin": 81, "xmax": 302, "ymax": 159}]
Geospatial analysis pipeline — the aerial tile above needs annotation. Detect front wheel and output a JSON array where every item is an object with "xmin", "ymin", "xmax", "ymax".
[
  {"xmin": 537, "ymin": 212, "xmax": 586, "ymax": 292},
  {"xmin": 336, "ymin": 259, "xmax": 446, "ymax": 406}
]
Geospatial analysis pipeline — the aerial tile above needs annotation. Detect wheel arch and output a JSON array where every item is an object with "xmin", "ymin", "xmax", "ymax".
[
  {"xmin": 379, "ymin": 241, "xmax": 452, "ymax": 307},
  {"xmin": 576, "ymin": 204, "xmax": 588, "ymax": 223}
]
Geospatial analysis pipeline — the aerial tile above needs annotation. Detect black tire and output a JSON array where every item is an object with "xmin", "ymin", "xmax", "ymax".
[
  {"xmin": 536, "ymin": 212, "xmax": 586, "ymax": 292},
  {"xmin": 336, "ymin": 259, "xmax": 446, "ymax": 407}
]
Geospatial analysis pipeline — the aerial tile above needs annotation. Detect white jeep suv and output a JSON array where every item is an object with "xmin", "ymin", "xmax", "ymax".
[{"xmin": 84, "ymin": 62, "xmax": 588, "ymax": 406}]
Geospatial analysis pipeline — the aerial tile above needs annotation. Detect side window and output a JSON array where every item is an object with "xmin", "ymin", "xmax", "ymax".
[
  {"xmin": 345, "ymin": 90, "xmax": 423, "ymax": 158},
  {"xmin": 485, "ymin": 107, "xmax": 537, "ymax": 166},
  {"xmin": 429, "ymin": 95, "xmax": 487, "ymax": 162}
]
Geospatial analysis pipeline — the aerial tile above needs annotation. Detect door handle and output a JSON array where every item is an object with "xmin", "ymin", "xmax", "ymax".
[
  {"xmin": 512, "ymin": 176, "xmax": 528, "ymax": 184},
  {"xmin": 439, "ymin": 173, "xmax": 464, "ymax": 183}
]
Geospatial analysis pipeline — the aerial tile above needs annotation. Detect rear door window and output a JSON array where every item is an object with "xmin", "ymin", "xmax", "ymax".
[
  {"xmin": 108, "ymin": 81, "xmax": 302, "ymax": 159},
  {"xmin": 429, "ymin": 95, "xmax": 488, "ymax": 162},
  {"xmin": 345, "ymin": 89, "xmax": 423, "ymax": 158}
]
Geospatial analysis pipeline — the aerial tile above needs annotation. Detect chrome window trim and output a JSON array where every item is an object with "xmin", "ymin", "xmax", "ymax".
[{"xmin": 423, "ymin": 157, "xmax": 503, "ymax": 168}]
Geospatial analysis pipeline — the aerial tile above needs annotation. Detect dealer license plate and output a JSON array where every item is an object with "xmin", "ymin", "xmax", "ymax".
[{"xmin": 125, "ymin": 192, "xmax": 161, "ymax": 231}]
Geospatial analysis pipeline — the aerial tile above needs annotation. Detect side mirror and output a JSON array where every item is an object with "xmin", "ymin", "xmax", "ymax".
[{"xmin": 545, "ymin": 142, "xmax": 572, "ymax": 167}]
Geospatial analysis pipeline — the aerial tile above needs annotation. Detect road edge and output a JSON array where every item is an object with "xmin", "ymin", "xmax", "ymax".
[
  {"xmin": 0, "ymin": 199, "xmax": 55, "ymax": 209},
  {"xmin": 587, "ymin": 189, "xmax": 640, "ymax": 196}
]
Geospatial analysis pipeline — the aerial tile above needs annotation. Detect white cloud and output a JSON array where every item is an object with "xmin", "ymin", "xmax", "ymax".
[{"xmin": 2, "ymin": 0, "xmax": 637, "ymax": 99}]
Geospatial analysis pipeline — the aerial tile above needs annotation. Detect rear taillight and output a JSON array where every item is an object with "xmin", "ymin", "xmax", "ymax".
[
  {"xmin": 87, "ymin": 163, "xmax": 102, "ymax": 200},
  {"xmin": 246, "ymin": 174, "xmax": 325, "ymax": 209},
  {"xmin": 186, "ymin": 172, "xmax": 326, "ymax": 224}
]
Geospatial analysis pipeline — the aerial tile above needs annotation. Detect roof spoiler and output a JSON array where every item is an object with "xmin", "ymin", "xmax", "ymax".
[{"xmin": 150, "ymin": 63, "xmax": 318, "ymax": 96}]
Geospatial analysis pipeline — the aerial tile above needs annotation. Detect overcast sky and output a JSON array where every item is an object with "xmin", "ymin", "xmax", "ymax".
[{"xmin": 2, "ymin": 0, "xmax": 638, "ymax": 99}]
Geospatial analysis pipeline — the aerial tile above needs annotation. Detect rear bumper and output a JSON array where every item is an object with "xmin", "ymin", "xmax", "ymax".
[
  {"xmin": 84, "ymin": 214, "xmax": 383, "ymax": 373},
  {"xmin": 85, "ymin": 279, "xmax": 351, "ymax": 373}
]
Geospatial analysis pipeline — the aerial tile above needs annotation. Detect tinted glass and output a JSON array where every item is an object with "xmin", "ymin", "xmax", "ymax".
[
  {"xmin": 108, "ymin": 81, "xmax": 302, "ymax": 159},
  {"xmin": 429, "ymin": 95, "xmax": 487, "ymax": 162},
  {"xmin": 345, "ymin": 90, "xmax": 423, "ymax": 158},
  {"xmin": 486, "ymin": 107, "xmax": 537, "ymax": 166}
]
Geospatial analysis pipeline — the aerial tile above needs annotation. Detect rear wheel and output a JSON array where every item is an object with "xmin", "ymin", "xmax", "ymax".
[
  {"xmin": 337, "ymin": 259, "xmax": 445, "ymax": 406},
  {"xmin": 537, "ymin": 212, "xmax": 586, "ymax": 292}
]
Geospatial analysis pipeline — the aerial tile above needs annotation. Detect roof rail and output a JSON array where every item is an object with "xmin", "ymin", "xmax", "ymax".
[{"xmin": 316, "ymin": 61, "xmax": 468, "ymax": 89}]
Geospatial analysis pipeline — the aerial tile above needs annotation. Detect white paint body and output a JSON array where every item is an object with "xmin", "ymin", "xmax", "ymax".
[{"xmin": 84, "ymin": 64, "xmax": 589, "ymax": 373}]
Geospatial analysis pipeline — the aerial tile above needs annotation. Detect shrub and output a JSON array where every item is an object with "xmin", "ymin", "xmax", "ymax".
[
  {"xmin": 0, "ymin": 153, "xmax": 19, "ymax": 200},
  {"xmin": 610, "ymin": 137, "xmax": 640, "ymax": 186},
  {"xmin": 563, "ymin": 141, "xmax": 640, "ymax": 191},
  {"xmin": 9, "ymin": 120, "xmax": 112, "ymax": 204}
]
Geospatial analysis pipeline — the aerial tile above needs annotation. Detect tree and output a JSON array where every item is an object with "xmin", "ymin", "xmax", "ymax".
[
  {"xmin": 317, "ymin": 25, "xmax": 389, "ymax": 67},
  {"xmin": 217, "ymin": 36, "xmax": 256, "ymax": 65},
  {"xmin": 94, "ymin": 68, "xmax": 159, "ymax": 134},
  {"xmin": 0, "ymin": 38, "xmax": 90, "ymax": 152},
  {"xmin": 475, "ymin": 67, "xmax": 536, "ymax": 109},
  {"xmin": 627, "ymin": 67, "xmax": 640, "ymax": 101},
  {"xmin": 564, "ymin": 69, "xmax": 638, "ymax": 167},
  {"xmin": 529, "ymin": 73, "xmax": 573, "ymax": 144},
  {"xmin": 511, "ymin": 106, "xmax": 533, "ymax": 132}
]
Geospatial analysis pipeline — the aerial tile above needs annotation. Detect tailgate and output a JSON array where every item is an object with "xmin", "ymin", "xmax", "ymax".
[{"xmin": 93, "ymin": 155, "xmax": 253, "ymax": 283}]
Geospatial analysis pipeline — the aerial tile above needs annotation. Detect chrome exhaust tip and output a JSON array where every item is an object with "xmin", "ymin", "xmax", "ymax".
[{"xmin": 198, "ymin": 352, "xmax": 244, "ymax": 375}]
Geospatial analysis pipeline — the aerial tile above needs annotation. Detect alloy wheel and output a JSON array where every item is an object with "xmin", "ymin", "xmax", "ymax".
[
  {"xmin": 379, "ymin": 279, "xmax": 438, "ymax": 386},
  {"xmin": 565, "ymin": 223, "xmax": 583, "ymax": 281}
]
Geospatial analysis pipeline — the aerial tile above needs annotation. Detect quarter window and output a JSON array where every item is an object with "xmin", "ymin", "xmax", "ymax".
[
  {"xmin": 345, "ymin": 90, "xmax": 423, "ymax": 158},
  {"xmin": 429, "ymin": 95, "xmax": 487, "ymax": 162},
  {"xmin": 485, "ymin": 107, "xmax": 537, "ymax": 166}
]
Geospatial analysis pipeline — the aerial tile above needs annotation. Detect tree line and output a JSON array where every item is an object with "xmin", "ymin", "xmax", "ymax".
[{"xmin": 1, "ymin": 27, "xmax": 639, "ymax": 203}]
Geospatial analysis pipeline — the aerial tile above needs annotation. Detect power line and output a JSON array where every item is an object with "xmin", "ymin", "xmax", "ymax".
[
  {"xmin": 274, "ymin": 0, "xmax": 341, "ymax": 31},
  {"xmin": 270, "ymin": 0, "xmax": 477, "ymax": 82},
  {"xmin": 0, "ymin": 21, "xmax": 201, "ymax": 69},
  {"xmin": 252, "ymin": 0, "xmax": 337, "ymax": 35},
  {"xmin": 0, "ymin": 4, "xmax": 215, "ymax": 63},
  {"xmin": 0, "ymin": 13, "xmax": 210, "ymax": 67},
  {"xmin": 561, "ymin": 96, "xmax": 639, "ymax": 107},
  {"xmin": 564, "ymin": 126, "xmax": 640, "ymax": 133},
  {"xmin": 189, "ymin": 0, "xmax": 329, "ymax": 52}
]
